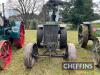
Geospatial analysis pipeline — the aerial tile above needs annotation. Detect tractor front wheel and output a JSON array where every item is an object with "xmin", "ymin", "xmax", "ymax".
[
  {"xmin": 13, "ymin": 22, "xmax": 25, "ymax": 48},
  {"xmin": 24, "ymin": 43, "xmax": 38, "ymax": 69},
  {"xmin": 0, "ymin": 40, "xmax": 12, "ymax": 70}
]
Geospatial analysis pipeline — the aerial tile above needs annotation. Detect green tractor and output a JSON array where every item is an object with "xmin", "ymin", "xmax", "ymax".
[
  {"xmin": 0, "ymin": 3, "xmax": 25, "ymax": 69},
  {"xmin": 78, "ymin": 22, "xmax": 100, "ymax": 67},
  {"xmin": 24, "ymin": 0, "xmax": 76, "ymax": 69}
]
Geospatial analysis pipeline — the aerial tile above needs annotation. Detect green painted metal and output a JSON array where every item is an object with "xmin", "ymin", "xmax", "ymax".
[
  {"xmin": 0, "ymin": 21, "xmax": 22, "ymax": 41},
  {"xmin": 10, "ymin": 21, "xmax": 21, "ymax": 39},
  {"xmin": 0, "ymin": 27, "xmax": 10, "ymax": 40}
]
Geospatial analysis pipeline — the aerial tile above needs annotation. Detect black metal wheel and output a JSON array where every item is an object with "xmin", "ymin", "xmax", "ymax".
[
  {"xmin": 78, "ymin": 25, "xmax": 89, "ymax": 48},
  {"xmin": 24, "ymin": 43, "xmax": 38, "ymax": 69},
  {"xmin": 37, "ymin": 28, "xmax": 43, "ymax": 47},
  {"xmin": 63, "ymin": 46, "xmax": 69, "ymax": 60},
  {"xmin": 60, "ymin": 29, "xmax": 67, "ymax": 48}
]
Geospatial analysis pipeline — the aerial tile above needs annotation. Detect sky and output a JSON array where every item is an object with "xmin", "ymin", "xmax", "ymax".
[
  {"xmin": 0, "ymin": 0, "xmax": 7, "ymax": 4},
  {"xmin": 0, "ymin": 0, "xmax": 100, "ymax": 18},
  {"xmin": 93, "ymin": 0, "xmax": 100, "ymax": 2},
  {"xmin": 0, "ymin": 0, "xmax": 100, "ymax": 4}
]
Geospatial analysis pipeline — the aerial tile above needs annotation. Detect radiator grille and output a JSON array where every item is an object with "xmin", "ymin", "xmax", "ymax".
[{"xmin": 43, "ymin": 25, "xmax": 59, "ymax": 46}]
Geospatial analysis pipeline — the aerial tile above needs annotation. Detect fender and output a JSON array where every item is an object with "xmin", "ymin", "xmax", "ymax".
[
  {"xmin": 37, "ymin": 24, "xmax": 43, "ymax": 29},
  {"xmin": 59, "ymin": 24, "xmax": 66, "ymax": 29}
]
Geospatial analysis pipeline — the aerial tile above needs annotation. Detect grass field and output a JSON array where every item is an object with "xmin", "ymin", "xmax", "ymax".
[
  {"xmin": 94, "ymin": 23, "xmax": 100, "ymax": 28},
  {"xmin": 0, "ymin": 30, "xmax": 100, "ymax": 75}
]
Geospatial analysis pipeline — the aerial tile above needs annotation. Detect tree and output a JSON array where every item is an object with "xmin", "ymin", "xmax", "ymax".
[
  {"xmin": 8, "ymin": 0, "xmax": 44, "ymax": 28},
  {"xmin": 62, "ymin": 0, "xmax": 94, "ymax": 28}
]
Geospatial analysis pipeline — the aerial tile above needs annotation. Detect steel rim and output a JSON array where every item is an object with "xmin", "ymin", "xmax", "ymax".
[
  {"xmin": 94, "ymin": 40, "xmax": 100, "ymax": 64},
  {"xmin": 0, "ymin": 41, "xmax": 12, "ymax": 69},
  {"xmin": 78, "ymin": 25, "xmax": 88, "ymax": 47},
  {"xmin": 78, "ymin": 26, "xmax": 84, "ymax": 46}
]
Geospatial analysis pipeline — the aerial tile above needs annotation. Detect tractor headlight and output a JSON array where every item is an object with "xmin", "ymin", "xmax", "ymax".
[{"xmin": 12, "ymin": 27, "xmax": 19, "ymax": 33}]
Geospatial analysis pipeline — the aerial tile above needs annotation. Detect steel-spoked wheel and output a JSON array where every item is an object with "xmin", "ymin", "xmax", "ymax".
[
  {"xmin": 14, "ymin": 22, "xmax": 25, "ymax": 48},
  {"xmin": 0, "ymin": 40, "xmax": 12, "ymax": 70},
  {"xmin": 78, "ymin": 25, "xmax": 88, "ymax": 48},
  {"xmin": 93, "ymin": 39, "xmax": 100, "ymax": 67}
]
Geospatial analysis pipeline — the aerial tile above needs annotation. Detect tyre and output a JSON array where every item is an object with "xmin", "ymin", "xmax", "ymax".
[
  {"xmin": 60, "ymin": 29, "xmax": 67, "ymax": 48},
  {"xmin": 78, "ymin": 25, "xmax": 89, "ymax": 48},
  {"xmin": 0, "ymin": 40, "xmax": 12, "ymax": 70},
  {"xmin": 93, "ymin": 39, "xmax": 100, "ymax": 67},
  {"xmin": 13, "ymin": 22, "xmax": 25, "ymax": 48},
  {"xmin": 68, "ymin": 43, "xmax": 77, "ymax": 59},
  {"xmin": 24, "ymin": 43, "xmax": 38, "ymax": 69},
  {"xmin": 37, "ymin": 28, "xmax": 43, "ymax": 47}
]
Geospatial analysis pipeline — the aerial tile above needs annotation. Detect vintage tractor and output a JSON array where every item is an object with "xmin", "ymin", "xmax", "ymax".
[
  {"xmin": 78, "ymin": 22, "xmax": 100, "ymax": 67},
  {"xmin": 24, "ymin": 0, "xmax": 76, "ymax": 69},
  {"xmin": 0, "ymin": 3, "xmax": 25, "ymax": 69}
]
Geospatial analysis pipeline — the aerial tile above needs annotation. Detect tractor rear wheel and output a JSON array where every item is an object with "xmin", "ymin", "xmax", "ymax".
[
  {"xmin": 93, "ymin": 39, "xmax": 100, "ymax": 67},
  {"xmin": 78, "ymin": 25, "xmax": 89, "ymax": 48},
  {"xmin": 13, "ymin": 22, "xmax": 25, "ymax": 48},
  {"xmin": 0, "ymin": 40, "xmax": 12, "ymax": 70},
  {"xmin": 24, "ymin": 43, "xmax": 38, "ymax": 69},
  {"xmin": 37, "ymin": 28, "xmax": 43, "ymax": 47},
  {"xmin": 60, "ymin": 29, "xmax": 67, "ymax": 48},
  {"xmin": 63, "ymin": 46, "xmax": 69, "ymax": 60}
]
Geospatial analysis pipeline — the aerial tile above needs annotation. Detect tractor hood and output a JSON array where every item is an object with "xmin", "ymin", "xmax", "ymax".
[{"xmin": 37, "ymin": 22, "xmax": 66, "ymax": 28}]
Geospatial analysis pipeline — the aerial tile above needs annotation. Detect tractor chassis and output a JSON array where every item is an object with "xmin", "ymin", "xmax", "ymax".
[
  {"xmin": 38, "ymin": 55, "xmax": 66, "ymax": 58},
  {"xmin": 31, "ymin": 43, "xmax": 68, "ymax": 59}
]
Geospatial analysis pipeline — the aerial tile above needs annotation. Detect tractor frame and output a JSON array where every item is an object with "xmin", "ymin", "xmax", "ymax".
[{"xmin": 24, "ymin": 0, "xmax": 76, "ymax": 69}]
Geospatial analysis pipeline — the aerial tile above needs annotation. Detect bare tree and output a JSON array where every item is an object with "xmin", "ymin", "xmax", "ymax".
[{"xmin": 8, "ymin": 0, "xmax": 45, "ymax": 25}]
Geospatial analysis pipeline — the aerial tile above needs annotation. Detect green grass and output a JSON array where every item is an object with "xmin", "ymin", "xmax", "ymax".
[
  {"xmin": 0, "ymin": 30, "xmax": 99, "ymax": 75},
  {"xmin": 94, "ymin": 23, "xmax": 100, "ymax": 28}
]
